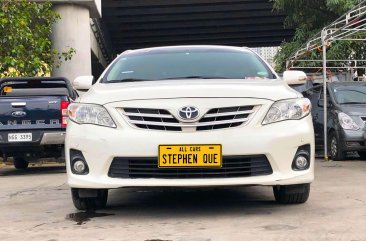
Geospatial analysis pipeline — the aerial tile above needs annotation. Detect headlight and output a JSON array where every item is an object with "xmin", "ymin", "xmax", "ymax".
[
  {"xmin": 338, "ymin": 112, "xmax": 359, "ymax": 130},
  {"xmin": 68, "ymin": 103, "xmax": 116, "ymax": 128},
  {"xmin": 262, "ymin": 98, "xmax": 311, "ymax": 125}
]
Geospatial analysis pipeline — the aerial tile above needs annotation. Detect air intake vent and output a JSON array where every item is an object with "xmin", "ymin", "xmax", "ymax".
[{"xmin": 108, "ymin": 155, "xmax": 272, "ymax": 179}]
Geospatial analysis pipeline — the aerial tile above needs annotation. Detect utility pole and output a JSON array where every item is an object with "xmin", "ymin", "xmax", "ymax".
[{"xmin": 321, "ymin": 28, "xmax": 329, "ymax": 161}]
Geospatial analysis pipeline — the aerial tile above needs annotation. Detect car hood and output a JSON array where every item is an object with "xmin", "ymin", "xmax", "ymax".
[
  {"xmin": 78, "ymin": 79, "xmax": 300, "ymax": 105},
  {"xmin": 338, "ymin": 104, "xmax": 366, "ymax": 116}
]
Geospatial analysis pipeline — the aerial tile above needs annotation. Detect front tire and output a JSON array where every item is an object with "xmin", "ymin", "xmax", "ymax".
[
  {"xmin": 358, "ymin": 151, "xmax": 366, "ymax": 160},
  {"xmin": 273, "ymin": 184, "xmax": 310, "ymax": 204},
  {"xmin": 328, "ymin": 132, "xmax": 345, "ymax": 161},
  {"xmin": 71, "ymin": 188, "xmax": 108, "ymax": 210},
  {"xmin": 14, "ymin": 157, "xmax": 29, "ymax": 170}
]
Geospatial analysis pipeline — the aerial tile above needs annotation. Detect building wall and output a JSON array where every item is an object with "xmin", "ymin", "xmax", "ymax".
[{"xmin": 251, "ymin": 47, "xmax": 280, "ymax": 67}]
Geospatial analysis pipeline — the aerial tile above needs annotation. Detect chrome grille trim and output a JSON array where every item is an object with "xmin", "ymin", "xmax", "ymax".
[
  {"xmin": 124, "ymin": 112, "xmax": 174, "ymax": 119},
  {"xmin": 121, "ymin": 108, "xmax": 181, "ymax": 131},
  {"xmin": 197, "ymin": 105, "xmax": 255, "ymax": 131},
  {"xmin": 129, "ymin": 118, "xmax": 248, "ymax": 127},
  {"xmin": 204, "ymin": 110, "xmax": 254, "ymax": 118},
  {"xmin": 121, "ymin": 105, "xmax": 256, "ymax": 131}
]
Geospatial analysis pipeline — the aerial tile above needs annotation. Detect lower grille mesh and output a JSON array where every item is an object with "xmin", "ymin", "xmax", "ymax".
[{"xmin": 108, "ymin": 155, "xmax": 272, "ymax": 179}]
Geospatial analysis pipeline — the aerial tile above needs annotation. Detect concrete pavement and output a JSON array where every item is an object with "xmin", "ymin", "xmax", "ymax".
[{"xmin": 0, "ymin": 159, "xmax": 366, "ymax": 241}]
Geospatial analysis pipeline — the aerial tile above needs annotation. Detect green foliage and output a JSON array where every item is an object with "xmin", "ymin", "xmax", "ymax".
[
  {"xmin": 273, "ymin": 0, "xmax": 363, "ymax": 72},
  {"xmin": 0, "ymin": 0, "xmax": 75, "ymax": 77}
]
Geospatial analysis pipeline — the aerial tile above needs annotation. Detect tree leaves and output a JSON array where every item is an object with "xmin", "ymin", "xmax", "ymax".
[
  {"xmin": 0, "ymin": 0, "xmax": 75, "ymax": 77},
  {"xmin": 272, "ymin": 0, "xmax": 363, "ymax": 72}
]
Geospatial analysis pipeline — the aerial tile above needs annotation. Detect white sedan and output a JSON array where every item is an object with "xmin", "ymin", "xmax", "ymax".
[{"xmin": 66, "ymin": 45, "xmax": 314, "ymax": 210}]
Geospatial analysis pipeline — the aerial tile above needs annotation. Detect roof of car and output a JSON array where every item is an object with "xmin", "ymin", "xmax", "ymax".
[{"xmin": 121, "ymin": 45, "xmax": 253, "ymax": 56}]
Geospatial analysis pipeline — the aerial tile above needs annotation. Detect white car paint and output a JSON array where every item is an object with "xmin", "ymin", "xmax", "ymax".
[{"xmin": 65, "ymin": 46, "xmax": 314, "ymax": 194}]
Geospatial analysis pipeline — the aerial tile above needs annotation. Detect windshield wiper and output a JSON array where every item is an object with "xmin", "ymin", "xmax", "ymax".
[
  {"xmin": 106, "ymin": 78, "xmax": 152, "ymax": 83},
  {"xmin": 161, "ymin": 76, "xmax": 229, "ymax": 80}
]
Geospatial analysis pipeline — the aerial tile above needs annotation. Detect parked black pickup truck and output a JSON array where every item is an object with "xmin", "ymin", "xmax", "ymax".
[{"xmin": 0, "ymin": 77, "xmax": 77, "ymax": 169}]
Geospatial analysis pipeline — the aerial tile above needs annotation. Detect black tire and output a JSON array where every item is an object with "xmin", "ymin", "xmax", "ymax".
[
  {"xmin": 71, "ymin": 188, "xmax": 108, "ymax": 210},
  {"xmin": 358, "ymin": 151, "xmax": 366, "ymax": 160},
  {"xmin": 14, "ymin": 157, "xmax": 29, "ymax": 170},
  {"xmin": 328, "ymin": 132, "xmax": 346, "ymax": 161},
  {"xmin": 273, "ymin": 183, "xmax": 310, "ymax": 204}
]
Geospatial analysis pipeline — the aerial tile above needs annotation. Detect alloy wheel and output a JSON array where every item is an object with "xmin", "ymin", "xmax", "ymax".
[{"xmin": 330, "ymin": 137, "xmax": 338, "ymax": 158}]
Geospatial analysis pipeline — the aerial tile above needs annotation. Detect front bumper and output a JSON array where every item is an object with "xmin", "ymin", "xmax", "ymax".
[
  {"xmin": 66, "ymin": 115, "xmax": 315, "ymax": 189},
  {"xmin": 339, "ymin": 129, "xmax": 366, "ymax": 152}
]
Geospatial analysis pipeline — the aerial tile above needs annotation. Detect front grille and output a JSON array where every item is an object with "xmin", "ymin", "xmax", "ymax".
[
  {"xmin": 197, "ymin": 106, "xmax": 254, "ymax": 131},
  {"xmin": 121, "ymin": 106, "xmax": 256, "ymax": 131},
  {"xmin": 123, "ymin": 108, "xmax": 181, "ymax": 131},
  {"xmin": 108, "ymin": 155, "xmax": 272, "ymax": 179}
]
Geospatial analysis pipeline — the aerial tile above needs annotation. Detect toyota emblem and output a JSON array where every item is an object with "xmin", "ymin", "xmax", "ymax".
[{"xmin": 178, "ymin": 106, "xmax": 199, "ymax": 121}]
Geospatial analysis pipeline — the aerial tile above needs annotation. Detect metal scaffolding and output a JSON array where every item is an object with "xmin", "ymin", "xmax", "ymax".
[{"xmin": 287, "ymin": 1, "xmax": 366, "ymax": 161}]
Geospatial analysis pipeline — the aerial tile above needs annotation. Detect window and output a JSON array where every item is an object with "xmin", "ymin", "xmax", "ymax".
[
  {"xmin": 331, "ymin": 85, "xmax": 366, "ymax": 104},
  {"xmin": 103, "ymin": 48, "xmax": 276, "ymax": 83},
  {"xmin": 0, "ymin": 81, "xmax": 69, "ymax": 97}
]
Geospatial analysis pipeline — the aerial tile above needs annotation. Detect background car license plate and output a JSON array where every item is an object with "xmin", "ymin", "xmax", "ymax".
[
  {"xmin": 159, "ymin": 144, "xmax": 222, "ymax": 168},
  {"xmin": 8, "ymin": 133, "xmax": 32, "ymax": 142}
]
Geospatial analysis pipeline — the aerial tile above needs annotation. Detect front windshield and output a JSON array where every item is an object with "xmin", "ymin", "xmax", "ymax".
[
  {"xmin": 332, "ymin": 85, "xmax": 366, "ymax": 104},
  {"xmin": 103, "ymin": 49, "xmax": 275, "ymax": 83}
]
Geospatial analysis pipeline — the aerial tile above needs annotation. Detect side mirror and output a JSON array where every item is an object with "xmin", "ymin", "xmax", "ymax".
[
  {"xmin": 72, "ymin": 76, "xmax": 94, "ymax": 91},
  {"xmin": 283, "ymin": 70, "xmax": 307, "ymax": 85}
]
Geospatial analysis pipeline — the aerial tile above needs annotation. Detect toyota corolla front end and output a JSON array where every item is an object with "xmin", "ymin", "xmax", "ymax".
[{"xmin": 65, "ymin": 46, "xmax": 314, "ymax": 210}]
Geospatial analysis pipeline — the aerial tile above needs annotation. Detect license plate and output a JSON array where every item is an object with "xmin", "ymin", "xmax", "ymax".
[
  {"xmin": 8, "ymin": 133, "xmax": 32, "ymax": 142},
  {"xmin": 158, "ymin": 144, "xmax": 222, "ymax": 168}
]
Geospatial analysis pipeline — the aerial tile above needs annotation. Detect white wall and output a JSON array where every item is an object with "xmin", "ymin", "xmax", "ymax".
[{"xmin": 51, "ymin": 4, "xmax": 92, "ymax": 82}]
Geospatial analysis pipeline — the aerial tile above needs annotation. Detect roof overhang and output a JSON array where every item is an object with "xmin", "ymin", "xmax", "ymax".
[{"xmin": 102, "ymin": 0, "xmax": 294, "ymax": 54}]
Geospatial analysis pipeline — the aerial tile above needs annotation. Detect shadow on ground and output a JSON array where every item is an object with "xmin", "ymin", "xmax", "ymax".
[{"xmin": 67, "ymin": 186, "xmax": 283, "ymax": 225}]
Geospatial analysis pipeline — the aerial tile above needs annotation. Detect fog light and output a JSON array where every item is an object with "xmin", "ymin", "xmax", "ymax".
[
  {"xmin": 73, "ymin": 159, "xmax": 86, "ymax": 174},
  {"xmin": 70, "ymin": 149, "xmax": 89, "ymax": 175},
  {"xmin": 295, "ymin": 155, "xmax": 308, "ymax": 170},
  {"xmin": 292, "ymin": 145, "xmax": 311, "ymax": 171}
]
